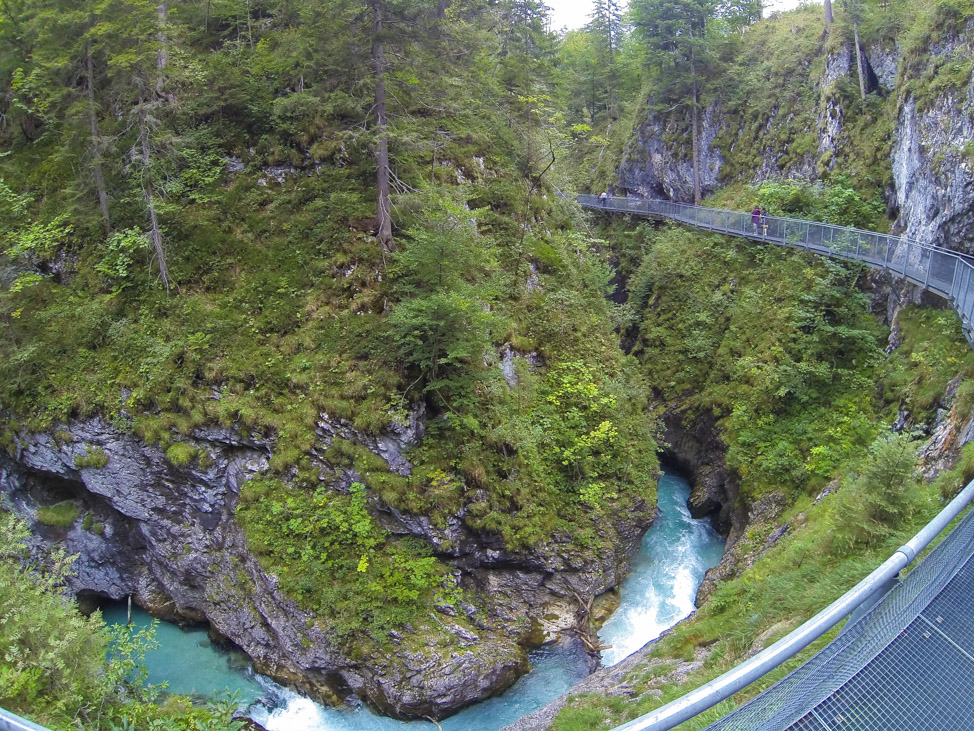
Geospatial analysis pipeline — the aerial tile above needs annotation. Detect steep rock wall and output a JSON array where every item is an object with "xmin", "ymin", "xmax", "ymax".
[
  {"xmin": 617, "ymin": 24, "xmax": 974, "ymax": 254},
  {"xmin": 0, "ymin": 409, "xmax": 652, "ymax": 720},
  {"xmin": 892, "ymin": 23, "xmax": 974, "ymax": 252}
]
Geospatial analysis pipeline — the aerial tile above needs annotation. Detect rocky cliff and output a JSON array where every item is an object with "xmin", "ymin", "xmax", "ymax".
[
  {"xmin": 0, "ymin": 407, "xmax": 652, "ymax": 720},
  {"xmin": 617, "ymin": 17, "xmax": 974, "ymax": 255}
]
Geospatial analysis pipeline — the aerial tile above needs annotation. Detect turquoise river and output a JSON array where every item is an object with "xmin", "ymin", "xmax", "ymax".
[{"xmin": 102, "ymin": 467, "xmax": 725, "ymax": 730}]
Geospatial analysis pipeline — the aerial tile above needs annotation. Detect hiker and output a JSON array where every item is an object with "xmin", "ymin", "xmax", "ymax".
[
  {"xmin": 600, "ymin": 191, "xmax": 608, "ymax": 206},
  {"xmin": 751, "ymin": 205, "xmax": 761, "ymax": 233},
  {"xmin": 761, "ymin": 207, "xmax": 769, "ymax": 236}
]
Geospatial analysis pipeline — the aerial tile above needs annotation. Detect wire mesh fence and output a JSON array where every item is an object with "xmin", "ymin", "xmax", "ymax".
[
  {"xmin": 704, "ymin": 507, "xmax": 974, "ymax": 730},
  {"xmin": 576, "ymin": 194, "xmax": 974, "ymax": 347}
]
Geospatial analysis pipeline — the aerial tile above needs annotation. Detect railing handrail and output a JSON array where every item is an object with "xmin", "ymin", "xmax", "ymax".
[
  {"xmin": 576, "ymin": 193, "xmax": 973, "ymax": 265},
  {"xmin": 612, "ymin": 478, "xmax": 974, "ymax": 731},
  {"xmin": 575, "ymin": 193, "xmax": 974, "ymax": 348},
  {"xmin": 0, "ymin": 709, "xmax": 54, "ymax": 731}
]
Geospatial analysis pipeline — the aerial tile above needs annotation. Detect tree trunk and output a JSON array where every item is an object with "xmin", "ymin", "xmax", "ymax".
[
  {"xmin": 607, "ymin": 13, "xmax": 617, "ymax": 121},
  {"xmin": 824, "ymin": 0, "xmax": 834, "ymax": 25},
  {"xmin": 370, "ymin": 0, "xmax": 395, "ymax": 252},
  {"xmin": 138, "ymin": 106, "xmax": 170, "ymax": 292},
  {"xmin": 853, "ymin": 21, "xmax": 867, "ymax": 100},
  {"xmin": 85, "ymin": 41, "xmax": 112, "ymax": 236},
  {"xmin": 689, "ymin": 28, "xmax": 702, "ymax": 205},
  {"xmin": 156, "ymin": 2, "xmax": 174, "ymax": 102}
]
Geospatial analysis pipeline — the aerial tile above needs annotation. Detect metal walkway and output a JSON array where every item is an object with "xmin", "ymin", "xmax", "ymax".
[
  {"xmin": 706, "ymin": 499, "xmax": 974, "ymax": 731},
  {"xmin": 577, "ymin": 194, "xmax": 974, "ymax": 347},
  {"xmin": 580, "ymin": 193, "xmax": 974, "ymax": 731}
]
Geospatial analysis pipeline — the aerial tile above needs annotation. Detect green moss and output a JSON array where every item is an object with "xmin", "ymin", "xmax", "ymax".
[
  {"xmin": 165, "ymin": 441, "xmax": 199, "ymax": 468},
  {"xmin": 881, "ymin": 306, "xmax": 974, "ymax": 419},
  {"xmin": 198, "ymin": 451, "xmax": 214, "ymax": 470},
  {"xmin": 73, "ymin": 446, "xmax": 108, "ymax": 469},
  {"xmin": 36, "ymin": 501, "xmax": 81, "ymax": 529}
]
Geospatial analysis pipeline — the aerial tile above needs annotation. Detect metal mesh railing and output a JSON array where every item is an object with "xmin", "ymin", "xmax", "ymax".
[
  {"xmin": 0, "ymin": 709, "xmax": 52, "ymax": 731},
  {"xmin": 577, "ymin": 194, "xmax": 974, "ymax": 347},
  {"xmin": 706, "ymin": 506, "xmax": 974, "ymax": 730}
]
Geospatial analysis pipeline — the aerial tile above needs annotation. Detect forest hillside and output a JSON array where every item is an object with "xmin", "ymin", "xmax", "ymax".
[{"xmin": 2, "ymin": 1, "xmax": 974, "ymax": 730}]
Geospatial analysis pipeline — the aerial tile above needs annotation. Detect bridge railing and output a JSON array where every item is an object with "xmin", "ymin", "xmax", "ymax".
[
  {"xmin": 0, "ymin": 709, "xmax": 52, "ymax": 731},
  {"xmin": 610, "ymin": 478, "xmax": 974, "ymax": 731},
  {"xmin": 577, "ymin": 194, "xmax": 974, "ymax": 347}
]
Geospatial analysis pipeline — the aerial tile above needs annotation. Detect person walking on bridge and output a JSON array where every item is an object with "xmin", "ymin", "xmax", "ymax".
[
  {"xmin": 600, "ymin": 191, "xmax": 608, "ymax": 207},
  {"xmin": 751, "ymin": 205, "xmax": 761, "ymax": 233}
]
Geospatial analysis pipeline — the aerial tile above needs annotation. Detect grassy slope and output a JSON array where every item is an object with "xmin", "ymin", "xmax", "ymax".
[{"xmin": 0, "ymin": 3, "xmax": 661, "ymax": 667}]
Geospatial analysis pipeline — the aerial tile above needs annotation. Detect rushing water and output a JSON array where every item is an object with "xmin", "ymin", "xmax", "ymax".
[
  {"xmin": 598, "ymin": 469, "xmax": 726, "ymax": 665},
  {"xmin": 102, "ymin": 467, "xmax": 724, "ymax": 730}
]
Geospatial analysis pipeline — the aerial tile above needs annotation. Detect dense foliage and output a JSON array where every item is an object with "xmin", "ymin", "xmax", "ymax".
[
  {"xmin": 0, "ymin": 1, "xmax": 660, "ymax": 714},
  {"xmin": 626, "ymin": 221, "xmax": 885, "ymax": 499},
  {"xmin": 0, "ymin": 512, "xmax": 244, "ymax": 730}
]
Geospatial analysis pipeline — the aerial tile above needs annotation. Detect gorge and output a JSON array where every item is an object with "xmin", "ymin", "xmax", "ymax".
[{"xmin": 3, "ymin": 1, "xmax": 974, "ymax": 730}]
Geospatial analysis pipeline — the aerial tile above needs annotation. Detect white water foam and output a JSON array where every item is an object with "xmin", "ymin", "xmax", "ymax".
[{"xmin": 598, "ymin": 470, "xmax": 726, "ymax": 666}]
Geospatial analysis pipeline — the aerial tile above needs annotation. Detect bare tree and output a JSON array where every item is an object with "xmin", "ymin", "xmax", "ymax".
[
  {"xmin": 85, "ymin": 40, "xmax": 112, "ymax": 236},
  {"xmin": 134, "ymin": 1, "xmax": 173, "ymax": 292},
  {"xmin": 689, "ymin": 23, "xmax": 701, "ymax": 205},
  {"xmin": 370, "ymin": 0, "xmax": 395, "ymax": 252}
]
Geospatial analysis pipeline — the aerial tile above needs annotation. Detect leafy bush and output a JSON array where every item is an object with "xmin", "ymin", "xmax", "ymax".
[
  {"xmin": 35, "ymin": 501, "xmax": 80, "ymax": 529},
  {"xmin": 237, "ymin": 480, "xmax": 453, "ymax": 640},
  {"xmin": 881, "ymin": 306, "xmax": 974, "ymax": 418},
  {"xmin": 754, "ymin": 176, "xmax": 886, "ymax": 231},
  {"xmin": 0, "ymin": 511, "xmax": 244, "ymax": 730},
  {"xmin": 74, "ymin": 446, "xmax": 109, "ymax": 469},
  {"xmin": 631, "ymin": 225, "xmax": 884, "ymax": 498}
]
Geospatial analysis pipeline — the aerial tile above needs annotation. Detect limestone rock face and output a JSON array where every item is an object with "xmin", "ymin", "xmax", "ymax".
[
  {"xmin": 616, "ymin": 26, "xmax": 974, "ymax": 260},
  {"xmin": 0, "ymin": 406, "xmax": 652, "ymax": 720},
  {"xmin": 892, "ymin": 61, "xmax": 974, "ymax": 253},
  {"xmin": 617, "ymin": 100, "xmax": 725, "ymax": 202}
]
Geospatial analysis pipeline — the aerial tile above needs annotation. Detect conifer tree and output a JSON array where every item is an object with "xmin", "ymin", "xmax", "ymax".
[
  {"xmin": 588, "ymin": 0, "xmax": 623, "ymax": 120},
  {"xmin": 631, "ymin": 0, "xmax": 758, "ymax": 203}
]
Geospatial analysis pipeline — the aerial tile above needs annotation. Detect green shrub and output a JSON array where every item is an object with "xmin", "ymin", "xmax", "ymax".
[
  {"xmin": 73, "ymin": 446, "xmax": 108, "ymax": 469},
  {"xmin": 0, "ymin": 511, "xmax": 245, "ymax": 729},
  {"xmin": 165, "ymin": 442, "xmax": 199, "ymax": 468},
  {"xmin": 829, "ymin": 432, "xmax": 921, "ymax": 551},
  {"xmin": 35, "ymin": 501, "xmax": 81, "ymax": 529},
  {"xmin": 237, "ymin": 479, "xmax": 453, "ymax": 641}
]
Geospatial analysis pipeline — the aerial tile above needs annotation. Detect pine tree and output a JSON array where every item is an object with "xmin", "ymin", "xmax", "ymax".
[
  {"xmin": 588, "ymin": 0, "xmax": 623, "ymax": 120},
  {"xmin": 631, "ymin": 0, "xmax": 758, "ymax": 203}
]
